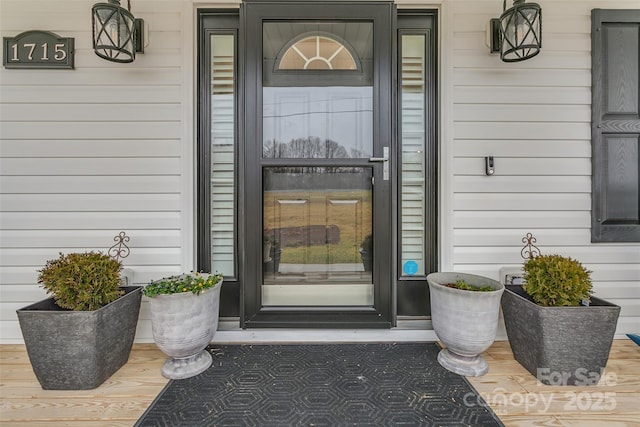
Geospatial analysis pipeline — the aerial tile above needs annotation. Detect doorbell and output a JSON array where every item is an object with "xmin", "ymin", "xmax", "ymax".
[{"xmin": 485, "ymin": 156, "xmax": 495, "ymax": 176}]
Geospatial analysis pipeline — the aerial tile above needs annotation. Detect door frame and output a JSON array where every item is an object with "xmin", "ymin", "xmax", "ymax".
[
  {"xmin": 196, "ymin": 5, "xmax": 439, "ymax": 328},
  {"xmin": 241, "ymin": 0, "xmax": 395, "ymax": 328},
  {"xmin": 395, "ymin": 11, "xmax": 438, "ymax": 317}
]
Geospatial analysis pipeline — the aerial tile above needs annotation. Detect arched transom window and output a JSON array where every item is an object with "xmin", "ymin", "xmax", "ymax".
[{"xmin": 277, "ymin": 34, "xmax": 358, "ymax": 70}]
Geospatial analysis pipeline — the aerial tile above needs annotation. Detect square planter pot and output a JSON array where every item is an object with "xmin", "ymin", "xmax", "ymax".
[
  {"xmin": 16, "ymin": 286, "xmax": 142, "ymax": 390},
  {"xmin": 502, "ymin": 285, "xmax": 620, "ymax": 386}
]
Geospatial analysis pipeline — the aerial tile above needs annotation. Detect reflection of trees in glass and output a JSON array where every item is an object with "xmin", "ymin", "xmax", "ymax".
[
  {"xmin": 263, "ymin": 136, "xmax": 368, "ymax": 173},
  {"xmin": 264, "ymin": 137, "xmax": 369, "ymax": 174},
  {"xmin": 264, "ymin": 136, "xmax": 349, "ymax": 159}
]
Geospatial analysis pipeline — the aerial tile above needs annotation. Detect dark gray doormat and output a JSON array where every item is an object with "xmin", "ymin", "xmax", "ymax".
[{"xmin": 135, "ymin": 343, "xmax": 504, "ymax": 427}]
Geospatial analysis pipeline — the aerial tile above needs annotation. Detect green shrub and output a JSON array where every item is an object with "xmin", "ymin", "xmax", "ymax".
[
  {"xmin": 453, "ymin": 279, "xmax": 494, "ymax": 292},
  {"xmin": 38, "ymin": 252, "xmax": 123, "ymax": 311},
  {"xmin": 523, "ymin": 254, "xmax": 592, "ymax": 307},
  {"xmin": 143, "ymin": 272, "xmax": 222, "ymax": 297}
]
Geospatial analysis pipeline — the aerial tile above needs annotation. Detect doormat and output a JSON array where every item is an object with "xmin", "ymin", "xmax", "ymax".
[{"xmin": 135, "ymin": 343, "xmax": 503, "ymax": 427}]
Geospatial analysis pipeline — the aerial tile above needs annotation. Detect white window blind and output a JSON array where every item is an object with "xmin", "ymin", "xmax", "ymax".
[
  {"xmin": 400, "ymin": 35, "xmax": 427, "ymax": 275},
  {"xmin": 210, "ymin": 35, "xmax": 235, "ymax": 275}
]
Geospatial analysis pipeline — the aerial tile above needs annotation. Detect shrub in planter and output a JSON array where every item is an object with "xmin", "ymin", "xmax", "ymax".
[
  {"xmin": 502, "ymin": 254, "xmax": 620, "ymax": 386},
  {"xmin": 38, "ymin": 251, "xmax": 124, "ymax": 310},
  {"xmin": 144, "ymin": 272, "xmax": 223, "ymax": 379},
  {"xmin": 522, "ymin": 254, "xmax": 592, "ymax": 307},
  {"xmin": 17, "ymin": 251, "xmax": 142, "ymax": 390}
]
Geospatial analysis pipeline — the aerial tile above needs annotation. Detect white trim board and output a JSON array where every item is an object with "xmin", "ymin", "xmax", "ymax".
[
  {"xmin": 205, "ymin": 318, "xmax": 441, "ymax": 344},
  {"xmin": 213, "ymin": 329, "xmax": 440, "ymax": 344}
]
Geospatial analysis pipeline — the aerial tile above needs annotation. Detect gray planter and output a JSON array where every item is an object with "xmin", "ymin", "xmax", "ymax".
[
  {"xmin": 427, "ymin": 272, "xmax": 504, "ymax": 377},
  {"xmin": 148, "ymin": 279, "xmax": 222, "ymax": 380},
  {"xmin": 502, "ymin": 285, "xmax": 621, "ymax": 386},
  {"xmin": 16, "ymin": 286, "xmax": 142, "ymax": 390}
]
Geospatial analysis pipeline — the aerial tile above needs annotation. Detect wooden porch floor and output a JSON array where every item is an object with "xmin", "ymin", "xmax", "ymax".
[{"xmin": 1, "ymin": 340, "xmax": 638, "ymax": 426}]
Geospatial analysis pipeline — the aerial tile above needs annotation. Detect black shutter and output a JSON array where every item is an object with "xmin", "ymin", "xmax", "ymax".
[{"xmin": 591, "ymin": 9, "xmax": 640, "ymax": 242}]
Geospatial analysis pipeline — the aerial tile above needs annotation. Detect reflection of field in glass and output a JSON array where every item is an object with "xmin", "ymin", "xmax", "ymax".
[{"xmin": 264, "ymin": 190, "xmax": 372, "ymax": 264}]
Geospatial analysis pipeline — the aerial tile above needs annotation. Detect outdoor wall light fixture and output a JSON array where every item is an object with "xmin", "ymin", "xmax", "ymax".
[
  {"xmin": 92, "ymin": 0, "xmax": 144, "ymax": 63},
  {"xmin": 489, "ymin": 0, "xmax": 542, "ymax": 62}
]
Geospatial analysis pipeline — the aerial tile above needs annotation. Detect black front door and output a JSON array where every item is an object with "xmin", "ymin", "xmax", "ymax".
[{"xmin": 241, "ymin": 1, "xmax": 394, "ymax": 327}]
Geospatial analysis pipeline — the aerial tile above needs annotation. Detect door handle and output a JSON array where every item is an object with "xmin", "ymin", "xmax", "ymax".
[{"xmin": 369, "ymin": 147, "xmax": 389, "ymax": 181}]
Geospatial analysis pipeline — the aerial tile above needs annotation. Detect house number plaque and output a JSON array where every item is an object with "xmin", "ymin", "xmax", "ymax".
[{"xmin": 3, "ymin": 30, "xmax": 74, "ymax": 69}]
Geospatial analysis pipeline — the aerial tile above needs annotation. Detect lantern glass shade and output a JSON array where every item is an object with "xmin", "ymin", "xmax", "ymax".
[
  {"xmin": 499, "ymin": 0, "xmax": 541, "ymax": 62},
  {"xmin": 92, "ymin": 0, "xmax": 136, "ymax": 63}
]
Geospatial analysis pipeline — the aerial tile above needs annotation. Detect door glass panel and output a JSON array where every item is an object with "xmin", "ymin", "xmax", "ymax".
[
  {"xmin": 400, "ymin": 35, "xmax": 426, "ymax": 276},
  {"xmin": 262, "ymin": 167, "xmax": 373, "ymax": 306},
  {"xmin": 210, "ymin": 34, "xmax": 235, "ymax": 276},
  {"xmin": 263, "ymin": 86, "xmax": 373, "ymax": 158},
  {"xmin": 278, "ymin": 35, "xmax": 358, "ymax": 70},
  {"xmin": 260, "ymin": 20, "xmax": 376, "ymax": 308},
  {"xmin": 262, "ymin": 21, "xmax": 374, "ymax": 159}
]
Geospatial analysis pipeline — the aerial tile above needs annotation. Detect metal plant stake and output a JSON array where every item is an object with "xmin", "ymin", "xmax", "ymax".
[
  {"xmin": 520, "ymin": 232, "xmax": 540, "ymax": 260},
  {"xmin": 109, "ymin": 231, "xmax": 131, "ymax": 261}
]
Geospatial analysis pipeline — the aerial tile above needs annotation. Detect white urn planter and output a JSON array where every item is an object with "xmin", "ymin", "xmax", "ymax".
[
  {"xmin": 146, "ymin": 274, "xmax": 222, "ymax": 380},
  {"xmin": 427, "ymin": 272, "xmax": 504, "ymax": 377}
]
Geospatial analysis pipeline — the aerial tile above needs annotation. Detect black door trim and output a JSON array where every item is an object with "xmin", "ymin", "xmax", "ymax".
[
  {"xmin": 241, "ymin": 0, "xmax": 395, "ymax": 328},
  {"xmin": 197, "ymin": 11, "xmax": 241, "ymax": 316},
  {"xmin": 396, "ymin": 10, "xmax": 438, "ymax": 316}
]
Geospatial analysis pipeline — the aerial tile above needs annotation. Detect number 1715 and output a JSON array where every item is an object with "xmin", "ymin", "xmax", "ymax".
[{"xmin": 10, "ymin": 42, "xmax": 67, "ymax": 61}]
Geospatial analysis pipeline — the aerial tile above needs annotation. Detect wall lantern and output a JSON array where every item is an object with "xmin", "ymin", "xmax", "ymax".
[
  {"xmin": 489, "ymin": 0, "xmax": 541, "ymax": 62},
  {"xmin": 92, "ymin": 0, "xmax": 144, "ymax": 63}
]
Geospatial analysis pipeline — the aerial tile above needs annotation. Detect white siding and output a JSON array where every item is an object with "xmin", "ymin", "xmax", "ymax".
[
  {"xmin": 447, "ymin": 0, "xmax": 640, "ymax": 338},
  {"xmin": 1, "ymin": 0, "xmax": 639, "ymax": 344},
  {"xmin": 0, "ymin": 0, "xmax": 185, "ymax": 343}
]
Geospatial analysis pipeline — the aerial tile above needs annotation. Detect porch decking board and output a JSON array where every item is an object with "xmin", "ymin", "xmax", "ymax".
[
  {"xmin": 1, "ymin": 341, "xmax": 638, "ymax": 426},
  {"xmin": 0, "ymin": 344, "xmax": 167, "ymax": 427},
  {"xmin": 467, "ymin": 341, "xmax": 640, "ymax": 427}
]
